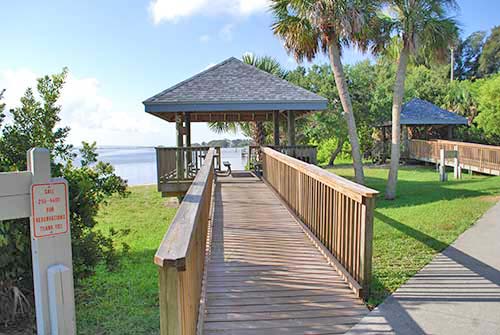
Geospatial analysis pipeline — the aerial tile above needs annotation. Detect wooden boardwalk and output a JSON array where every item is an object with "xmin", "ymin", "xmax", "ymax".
[{"xmin": 199, "ymin": 173, "xmax": 368, "ymax": 335}]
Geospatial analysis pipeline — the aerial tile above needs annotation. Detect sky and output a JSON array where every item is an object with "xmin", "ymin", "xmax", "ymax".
[{"xmin": 1, "ymin": 0, "xmax": 499, "ymax": 147}]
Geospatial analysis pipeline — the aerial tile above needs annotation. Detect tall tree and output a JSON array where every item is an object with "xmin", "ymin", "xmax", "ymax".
[
  {"xmin": 270, "ymin": 0, "xmax": 380, "ymax": 185},
  {"xmin": 454, "ymin": 31, "xmax": 486, "ymax": 80},
  {"xmin": 479, "ymin": 26, "xmax": 500, "ymax": 76},
  {"xmin": 383, "ymin": 0, "xmax": 459, "ymax": 200}
]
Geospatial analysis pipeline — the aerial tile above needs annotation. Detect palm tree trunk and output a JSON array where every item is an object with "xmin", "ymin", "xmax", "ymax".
[
  {"xmin": 251, "ymin": 121, "xmax": 265, "ymax": 146},
  {"xmin": 327, "ymin": 42, "xmax": 365, "ymax": 185},
  {"xmin": 385, "ymin": 46, "xmax": 410, "ymax": 200}
]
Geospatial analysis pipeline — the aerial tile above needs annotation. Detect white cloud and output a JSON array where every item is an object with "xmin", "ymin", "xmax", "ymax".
[
  {"xmin": 149, "ymin": 0, "xmax": 270, "ymax": 24},
  {"xmin": 199, "ymin": 34, "xmax": 211, "ymax": 43},
  {"xmin": 0, "ymin": 69, "xmax": 163, "ymax": 146},
  {"xmin": 219, "ymin": 24, "xmax": 234, "ymax": 41}
]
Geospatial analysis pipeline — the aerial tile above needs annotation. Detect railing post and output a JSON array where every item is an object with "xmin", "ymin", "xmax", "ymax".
[
  {"xmin": 159, "ymin": 267, "xmax": 182, "ymax": 335},
  {"xmin": 359, "ymin": 196, "xmax": 375, "ymax": 299},
  {"xmin": 439, "ymin": 149, "xmax": 447, "ymax": 182}
]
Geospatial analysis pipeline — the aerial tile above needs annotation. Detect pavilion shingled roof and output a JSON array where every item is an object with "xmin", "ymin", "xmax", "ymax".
[
  {"xmin": 143, "ymin": 57, "xmax": 327, "ymax": 122},
  {"xmin": 383, "ymin": 98, "xmax": 468, "ymax": 127}
]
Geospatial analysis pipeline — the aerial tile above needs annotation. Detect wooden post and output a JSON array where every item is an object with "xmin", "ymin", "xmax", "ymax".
[
  {"xmin": 176, "ymin": 113, "xmax": 184, "ymax": 180},
  {"xmin": 439, "ymin": 149, "xmax": 447, "ymax": 182},
  {"xmin": 448, "ymin": 126, "xmax": 453, "ymax": 140},
  {"xmin": 273, "ymin": 111, "xmax": 280, "ymax": 146},
  {"xmin": 454, "ymin": 145, "xmax": 462, "ymax": 179},
  {"xmin": 382, "ymin": 127, "xmax": 387, "ymax": 162},
  {"xmin": 185, "ymin": 113, "xmax": 191, "ymax": 147},
  {"xmin": 159, "ymin": 267, "xmax": 182, "ymax": 335},
  {"xmin": 185, "ymin": 113, "xmax": 192, "ymax": 167},
  {"xmin": 402, "ymin": 126, "xmax": 409, "ymax": 159},
  {"xmin": 359, "ymin": 196, "xmax": 375, "ymax": 299},
  {"xmin": 287, "ymin": 111, "xmax": 295, "ymax": 146}
]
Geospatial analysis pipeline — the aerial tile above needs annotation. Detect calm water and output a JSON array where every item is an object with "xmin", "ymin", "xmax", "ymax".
[{"xmin": 75, "ymin": 147, "xmax": 249, "ymax": 186}]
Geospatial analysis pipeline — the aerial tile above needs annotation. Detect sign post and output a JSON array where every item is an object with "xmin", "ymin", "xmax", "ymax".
[{"xmin": 0, "ymin": 148, "xmax": 76, "ymax": 335}]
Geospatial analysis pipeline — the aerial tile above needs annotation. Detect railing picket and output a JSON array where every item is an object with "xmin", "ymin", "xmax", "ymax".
[{"xmin": 259, "ymin": 147, "xmax": 378, "ymax": 299}]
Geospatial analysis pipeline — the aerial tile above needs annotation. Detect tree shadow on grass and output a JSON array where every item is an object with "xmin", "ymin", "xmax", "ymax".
[{"xmin": 361, "ymin": 173, "xmax": 499, "ymax": 210}]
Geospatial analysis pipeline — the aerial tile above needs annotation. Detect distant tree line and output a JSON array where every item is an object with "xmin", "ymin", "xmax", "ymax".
[{"xmin": 194, "ymin": 138, "xmax": 251, "ymax": 148}]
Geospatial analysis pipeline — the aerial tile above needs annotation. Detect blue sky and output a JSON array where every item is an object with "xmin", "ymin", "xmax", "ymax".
[{"xmin": 1, "ymin": 0, "xmax": 498, "ymax": 146}]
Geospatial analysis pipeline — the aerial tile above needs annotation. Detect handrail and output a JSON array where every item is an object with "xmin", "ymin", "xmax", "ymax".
[
  {"xmin": 261, "ymin": 147, "xmax": 378, "ymax": 201},
  {"xmin": 155, "ymin": 148, "xmax": 215, "ymax": 335},
  {"xmin": 249, "ymin": 145, "xmax": 318, "ymax": 166},
  {"xmin": 261, "ymin": 147, "xmax": 378, "ymax": 298},
  {"xmin": 409, "ymin": 139, "xmax": 500, "ymax": 175}
]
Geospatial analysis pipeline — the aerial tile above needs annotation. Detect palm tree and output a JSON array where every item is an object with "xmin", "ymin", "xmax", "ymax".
[
  {"xmin": 208, "ymin": 54, "xmax": 286, "ymax": 146},
  {"xmin": 270, "ymin": 0, "xmax": 379, "ymax": 185},
  {"xmin": 383, "ymin": 0, "xmax": 459, "ymax": 200}
]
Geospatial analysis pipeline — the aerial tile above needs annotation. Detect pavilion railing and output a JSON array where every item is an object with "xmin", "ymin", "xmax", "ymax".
[
  {"xmin": 155, "ymin": 146, "xmax": 220, "ymax": 195},
  {"xmin": 154, "ymin": 148, "xmax": 215, "ymax": 335},
  {"xmin": 409, "ymin": 139, "xmax": 500, "ymax": 175},
  {"xmin": 261, "ymin": 147, "xmax": 379, "ymax": 298},
  {"xmin": 249, "ymin": 145, "xmax": 317, "ymax": 169}
]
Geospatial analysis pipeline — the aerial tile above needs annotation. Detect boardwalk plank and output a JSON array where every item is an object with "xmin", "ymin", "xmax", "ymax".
[{"xmin": 200, "ymin": 174, "xmax": 367, "ymax": 334}]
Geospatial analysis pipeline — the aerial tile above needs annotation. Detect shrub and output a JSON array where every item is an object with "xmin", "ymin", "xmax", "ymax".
[{"xmin": 0, "ymin": 70, "xmax": 128, "ymax": 327}]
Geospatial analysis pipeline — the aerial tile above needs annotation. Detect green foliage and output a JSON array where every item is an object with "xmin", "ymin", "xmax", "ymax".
[
  {"xmin": 479, "ymin": 26, "xmax": 500, "ymax": 76},
  {"xmin": 76, "ymin": 185, "xmax": 176, "ymax": 334},
  {"xmin": 0, "ymin": 69, "xmax": 72, "ymax": 172},
  {"xmin": 0, "ymin": 69, "xmax": 128, "ymax": 297},
  {"xmin": 454, "ymin": 31, "xmax": 487, "ymax": 80},
  {"xmin": 475, "ymin": 74, "xmax": 500, "ymax": 138},
  {"xmin": 404, "ymin": 64, "xmax": 449, "ymax": 105}
]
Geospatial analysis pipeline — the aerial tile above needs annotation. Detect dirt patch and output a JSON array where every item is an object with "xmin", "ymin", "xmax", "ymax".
[{"xmin": 479, "ymin": 195, "xmax": 500, "ymax": 203}]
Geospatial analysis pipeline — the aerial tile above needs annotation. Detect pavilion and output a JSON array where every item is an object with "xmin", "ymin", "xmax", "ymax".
[
  {"xmin": 381, "ymin": 98, "xmax": 469, "ymax": 140},
  {"xmin": 143, "ymin": 56, "xmax": 328, "ymax": 196},
  {"xmin": 144, "ymin": 57, "xmax": 327, "ymax": 147}
]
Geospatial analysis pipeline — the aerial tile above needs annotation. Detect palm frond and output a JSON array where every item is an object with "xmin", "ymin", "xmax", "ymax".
[{"xmin": 208, "ymin": 122, "xmax": 238, "ymax": 134}]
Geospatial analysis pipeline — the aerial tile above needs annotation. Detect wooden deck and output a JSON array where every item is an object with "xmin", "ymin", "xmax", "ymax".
[{"xmin": 199, "ymin": 173, "xmax": 368, "ymax": 335}]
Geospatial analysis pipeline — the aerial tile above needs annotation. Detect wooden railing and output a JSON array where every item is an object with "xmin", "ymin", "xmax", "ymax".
[
  {"xmin": 156, "ymin": 146, "xmax": 220, "ymax": 196},
  {"xmin": 249, "ymin": 145, "xmax": 317, "ymax": 169},
  {"xmin": 409, "ymin": 139, "xmax": 500, "ymax": 175},
  {"xmin": 261, "ymin": 147, "xmax": 378, "ymax": 298},
  {"xmin": 154, "ymin": 148, "xmax": 215, "ymax": 335}
]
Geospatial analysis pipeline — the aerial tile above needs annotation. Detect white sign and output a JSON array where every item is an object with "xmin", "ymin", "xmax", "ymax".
[
  {"xmin": 31, "ymin": 182, "xmax": 69, "ymax": 238},
  {"xmin": 0, "ymin": 148, "xmax": 76, "ymax": 335}
]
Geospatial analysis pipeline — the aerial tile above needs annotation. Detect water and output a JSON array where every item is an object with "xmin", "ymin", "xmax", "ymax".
[{"xmin": 74, "ymin": 147, "xmax": 249, "ymax": 186}]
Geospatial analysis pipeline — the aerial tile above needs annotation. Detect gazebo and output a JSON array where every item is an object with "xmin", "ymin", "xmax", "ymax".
[
  {"xmin": 381, "ymin": 98, "xmax": 468, "ymax": 140},
  {"xmin": 376, "ymin": 98, "xmax": 468, "ymax": 162},
  {"xmin": 143, "ymin": 57, "xmax": 327, "ymax": 195}
]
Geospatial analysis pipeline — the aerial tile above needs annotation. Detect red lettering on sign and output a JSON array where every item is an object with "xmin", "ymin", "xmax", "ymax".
[{"xmin": 31, "ymin": 182, "xmax": 69, "ymax": 238}]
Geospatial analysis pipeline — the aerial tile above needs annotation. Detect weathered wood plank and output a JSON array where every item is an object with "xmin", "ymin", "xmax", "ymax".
[{"xmin": 200, "ymin": 174, "xmax": 368, "ymax": 334}]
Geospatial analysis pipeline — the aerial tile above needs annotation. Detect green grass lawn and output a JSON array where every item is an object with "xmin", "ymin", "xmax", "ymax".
[
  {"xmin": 76, "ymin": 186, "xmax": 176, "ymax": 335},
  {"xmin": 76, "ymin": 165, "xmax": 500, "ymax": 333},
  {"xmin": 328, "ymin": 164, "xmax": 500, "ymax": 306}
]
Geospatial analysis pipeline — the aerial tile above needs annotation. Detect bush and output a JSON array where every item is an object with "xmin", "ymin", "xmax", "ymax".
[{"xmin": 0, "ymin": 70, "xmax": 128, "ymax": 327}]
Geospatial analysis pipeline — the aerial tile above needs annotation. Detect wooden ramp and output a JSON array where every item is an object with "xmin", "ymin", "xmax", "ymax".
[{"xmin": 200, "ymin": 173, "xmax": 368, "ymax": 335}]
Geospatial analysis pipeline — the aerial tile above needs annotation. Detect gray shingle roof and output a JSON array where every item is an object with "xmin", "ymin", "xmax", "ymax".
[
  {"xmin": 384, "ymin": 98, "xmax": 468, "ymax": 126},
  {"xmin": 143, "ymin": 57, "xmax": 327, "ymax": 114}
]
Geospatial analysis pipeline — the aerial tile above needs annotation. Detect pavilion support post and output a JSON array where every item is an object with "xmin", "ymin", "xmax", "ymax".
[
  {"xmin": 184, "ymin": 112, "xmax": 192, "ymax": 168},
  {"xmin": 273, "ymin": 111, "xmax": 280, "ymax": 146},
  {"xmin": 175, "ymin": 113, "xmax": 184, "ymax": 180},
  {"xmin": 287, "ymin": 111, "xmax": 295, "ymax": 146},
  {"xmin": 402, "ymin": 126, "xmax": 409, "ymax": 159},
  {"xmin": 185, "ymin": 112, "xmax": 191, "ymax": 147},
  {"xmin": 447, "ymin": 126, "xmax": 453, "ymax": 140}
]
